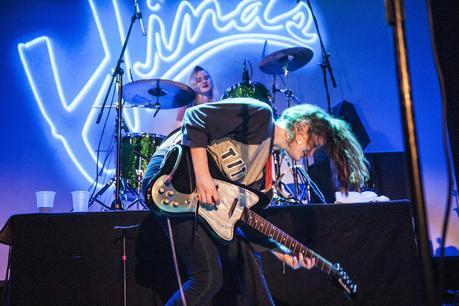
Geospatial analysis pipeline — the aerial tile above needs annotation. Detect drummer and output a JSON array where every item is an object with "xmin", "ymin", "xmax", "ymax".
[{"xmin": 176, "ymin": 66, "xmax": 218, "ymax": 124}]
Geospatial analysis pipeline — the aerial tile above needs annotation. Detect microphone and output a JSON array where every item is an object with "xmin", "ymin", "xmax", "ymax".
[
  {"xmin": 134, "ymin": 0, "xmax": 146, "ymax": 36},
  {"xmin": 242, "ymin": 59, "xmax": 249, "ymax": 83}
]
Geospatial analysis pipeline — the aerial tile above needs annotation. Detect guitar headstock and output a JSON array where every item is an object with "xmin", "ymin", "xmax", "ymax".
[{"xmin": 331, "ymin": 263, "xmax": 358, "ymax": 301}]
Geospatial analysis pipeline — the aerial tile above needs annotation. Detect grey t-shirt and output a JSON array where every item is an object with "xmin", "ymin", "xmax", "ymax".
[{"xmin": 142, "ymin": 98, "xmax": 274, "ymax": 194}]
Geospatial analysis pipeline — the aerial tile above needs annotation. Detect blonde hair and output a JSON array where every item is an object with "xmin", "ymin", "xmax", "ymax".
[{"xmin": 188, "ymin": 66, "xmax": 217, "ymax": 105}]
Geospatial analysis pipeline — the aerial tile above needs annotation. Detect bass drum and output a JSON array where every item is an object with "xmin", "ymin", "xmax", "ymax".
[
  {"xmin": 121, "ymin": 133, "xmax": 165, "ymax": 190},
  {"xmin": 221, "ymin": 81, "xmax": 272, "ymax": 105}
]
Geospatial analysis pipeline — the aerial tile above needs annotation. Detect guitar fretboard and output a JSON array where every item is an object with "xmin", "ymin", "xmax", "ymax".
[{"xmin": 242, "ymin": 208, "xmax": 334, "ymax": 275}]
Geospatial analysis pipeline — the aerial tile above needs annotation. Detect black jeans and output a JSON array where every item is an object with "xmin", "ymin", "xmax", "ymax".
[
  {"xmin": 157, "ymin": 216, "xmax": 275, "ymax": 306},
  {"xmin": 143, "ymin": 151, "xmax": 274, "ymax": 305}
]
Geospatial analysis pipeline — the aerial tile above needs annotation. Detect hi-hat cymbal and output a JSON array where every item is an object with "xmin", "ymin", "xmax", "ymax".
[
  {"xmin": 123, "ymin": 79, "xmax": 196, "ymax": 109},
  {"xmin": 259, "ymin": 47, "xmax": 314, "ymax": 75}
]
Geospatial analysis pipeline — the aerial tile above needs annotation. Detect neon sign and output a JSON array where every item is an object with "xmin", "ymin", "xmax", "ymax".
[{"xmin": 18, "ymin": 0, "xmax": 319, "ymax": 185}]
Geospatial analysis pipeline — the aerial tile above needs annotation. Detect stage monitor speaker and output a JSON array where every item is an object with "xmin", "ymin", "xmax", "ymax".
[
  {"xmin": 365, "ymin": 151, "xmax": 410, "ymax": 200},
  {"xmin": 332, "ymin": 100, "xmax": 371, "ymax": 149}
]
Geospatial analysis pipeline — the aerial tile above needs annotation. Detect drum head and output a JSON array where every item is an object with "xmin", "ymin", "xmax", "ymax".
[{"xmin": 221, "ymin": 81, "xmax": 271, "ymax": 104}]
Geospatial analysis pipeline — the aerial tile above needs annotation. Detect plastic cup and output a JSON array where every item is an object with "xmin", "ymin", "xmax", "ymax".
[
  {"xmin": 71, "ymin": 191, "xmax": 90, "ymax": 212},
  {"xmin": 36, "ymin": 191, "xmax": 56, "ymax": 213}
]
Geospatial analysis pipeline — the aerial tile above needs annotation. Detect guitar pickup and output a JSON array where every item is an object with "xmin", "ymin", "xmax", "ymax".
[{"xmin": 228, "ymin": 198, "xmax": 238, "ymax": 217}]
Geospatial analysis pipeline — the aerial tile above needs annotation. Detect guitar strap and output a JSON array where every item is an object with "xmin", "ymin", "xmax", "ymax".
[{"xmin": 264, "ymin": 154, "xmax": 273, "ymax": 192}]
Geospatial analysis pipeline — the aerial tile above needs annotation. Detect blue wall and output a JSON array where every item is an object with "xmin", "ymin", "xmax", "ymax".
[{"xmin": 0, "ymin": 0, "xmax": 457, "ymax": 278}]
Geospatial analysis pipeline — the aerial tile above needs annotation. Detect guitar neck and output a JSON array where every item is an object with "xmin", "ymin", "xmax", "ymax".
[{"xmin": 242, "ymin": 208, "xmax": 334, "ymax": 275}]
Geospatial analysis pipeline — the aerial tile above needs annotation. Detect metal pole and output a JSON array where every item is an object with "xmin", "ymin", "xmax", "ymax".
[{"xmin": 385, "ymin": 0, "xmax": 437, "ymax": 304}]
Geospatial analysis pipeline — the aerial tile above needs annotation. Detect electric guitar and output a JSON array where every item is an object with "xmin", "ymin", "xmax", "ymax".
[{"xmin": 145, "ymin": 144, "xmax": 358, "ymax": 300}]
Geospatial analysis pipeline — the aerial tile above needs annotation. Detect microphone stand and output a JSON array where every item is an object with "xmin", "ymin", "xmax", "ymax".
[
  {"xmin": 93, "ymin": 7, "xmax": 143, "ymax": 210},
  {"xmin": 305, "ymin": 0, "xmax": 337, "ymax": 113}
]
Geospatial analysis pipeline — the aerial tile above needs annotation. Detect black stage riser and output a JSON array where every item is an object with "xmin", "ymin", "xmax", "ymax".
[{"xmin": 5, "ymin": 202, "xmax": 423, "ymax": 306}]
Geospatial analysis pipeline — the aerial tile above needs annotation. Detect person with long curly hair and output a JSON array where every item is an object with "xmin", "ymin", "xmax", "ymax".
[{"xmin": 143, "ymin": 97, "xmax": 368, "ymax": 305}]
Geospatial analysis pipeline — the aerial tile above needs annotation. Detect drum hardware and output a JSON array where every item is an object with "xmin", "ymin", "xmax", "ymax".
[
  {"xmin": 260, "ymin": 47, "xmax": 309, "ymax": 110},
  {"xmin": 222, "ymin": 80, "xmax": 272, "ymax": 104},
  {"xmin": 89, "ymin": 178, "xmax": 116, "ymax": 210},
  {"xmin": 272, "ymin": 150, "xmax": 295, "ymax": 201},
  {"xmin": 272, "ymin": 82, "xmax": 302, "ymax": 108},
  {"xmin": 272, "ymin": 151, "xmax": 326, "ymax": 205},
  {"xmin": 89, "ymin": 2, "xmax": 194, "ymax": 210},
  {"xmin": 90, "ymin": 83, "xmax": 187, "ymax": 211},
  {"xmin": 298, "ymin": 157, "xmax": 326, "ymax": 203},
  {"xmin": 135, "ymin": 152, "xmax": 144, "ymax": 197},
  {"xmin": 121, "ymin": 133, "xmax": 165, "ymax": 210},
  {"xmin": 270, "ymin": 70, "xmax": 308, "ymax": 203},
  {"xmin": 222, "ymin": 59, "xmax": 275, "ymax": 116},
  {"xmin": 122, "ymin": 145, "xmax": 147, "ymax": 210},
  {"xmin": 270, "ymin": 116, "xmax": 326, "ymax": 205},
  {"xmin": 272, "ymin": 151, "xmax": 310, "ymax": 204},
  {"xmin": 91, "ymin": 0, "xmax": 146, "ymax": 210},
  {"xmin": 259, "ymin": 47, "xmax": 313, "ymax": 76},
  {"xmin": 259, "ymin": 45, "xmax": 327, "ymax": 204},
  {"xmin": 122, "ymin": 78, "xmax": 196, "ymax": 111},
  {"xmin": 291, "ymin": 160, "xmax": 301, "ymax": 199},
  {"xmin": 89, "ymin": 166, "xmax": 147, "ymax": 211}
]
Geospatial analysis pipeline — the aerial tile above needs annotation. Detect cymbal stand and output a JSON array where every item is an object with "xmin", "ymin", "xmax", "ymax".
[
  {"xmin": 298, "ymin": 157, "xmax": 326, "ymax": 203},
  {"xmin": 284, "ymin": 157, "xmax": 325, "ymax": 204},
  {"xmin": 112, "ymin": 74, "xmax": 124, "ymax": 209},
  {"xmin": 304, "ymin": 0, "xmax": 337, "ymax": 113},
  {"xmin": 270, "ymin": 75, "xmax": 280, "ymax": 119},
  {"xmin": 280, "ymin": 71, "xmax": 306, "ymax": 203},
  {"xmin": 272, "ymin": 151, "xmax": 295, "ymax": 205},
  {"xmin": 91, "ymin": 4, "xmax": 144, "ymax": 210},
  {"xmin": 303, "ymin": 156, "xmax": 312, "ymax": 201},
  {"xmin": 273, "ymin": 74, "xmax": 302, "ymax": 106}
]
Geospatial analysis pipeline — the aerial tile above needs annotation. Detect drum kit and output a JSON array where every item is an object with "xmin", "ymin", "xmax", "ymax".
[{"xmin": 89, "ymin": 46, "xmax": 325, "ymax": 210}]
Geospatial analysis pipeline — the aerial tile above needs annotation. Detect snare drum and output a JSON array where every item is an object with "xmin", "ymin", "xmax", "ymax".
[{"xmin": 121, "ymin": 133, "xmax": 165, "ymax": 190}]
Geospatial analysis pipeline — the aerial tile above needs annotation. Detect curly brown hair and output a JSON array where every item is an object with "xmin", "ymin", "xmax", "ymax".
[{"xmin": 277, "ymin": 104, "xmax": 369, "ymax": 193}]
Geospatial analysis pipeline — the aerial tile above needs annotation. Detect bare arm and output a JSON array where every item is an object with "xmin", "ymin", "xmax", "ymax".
[{"xmin": 190, "ymin": 147, "xmax": 220, "ymax": 206}]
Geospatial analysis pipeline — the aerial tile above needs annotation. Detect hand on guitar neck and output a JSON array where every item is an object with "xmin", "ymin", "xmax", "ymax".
[{"xmin": 271, "ymin": 248, "xmax": 317, "ymax": 270}]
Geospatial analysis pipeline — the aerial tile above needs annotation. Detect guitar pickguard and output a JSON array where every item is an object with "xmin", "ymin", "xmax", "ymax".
[{"xmin": 151, "ymin": 174, "xmax": 260, "ymax": 241}]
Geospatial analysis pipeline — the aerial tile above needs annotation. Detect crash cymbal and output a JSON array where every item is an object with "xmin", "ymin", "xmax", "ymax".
[
  {"xmin": 123, "ymin": 79, "xmax": 196, "ymax": 109},
  {"xmin": 259, "ymin": 47, "xmax": 314, "ymax": 75}
]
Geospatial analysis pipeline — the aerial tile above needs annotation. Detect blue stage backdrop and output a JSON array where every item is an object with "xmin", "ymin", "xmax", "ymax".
[{"xmin": 0, "ymin": 0, "xmax": 457, "ymax": 278}]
